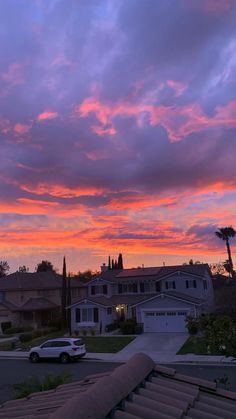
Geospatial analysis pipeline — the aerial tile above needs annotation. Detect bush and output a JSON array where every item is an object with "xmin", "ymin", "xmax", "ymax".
[
  {"xmin": 47, "ymin": 319, "xmax": 62, "ymax": 330},
  {"xmin": 13, "ymin": 372, "xmax": 71, "ymax": 399},
  {"xmin": 1, "ymin": 322, "xmax": 12, "ymax": 333},
  {"xmin": 199, "ymin": 314, "xmax": 236, "ymax": 356},
  {"xmin": 5, "ymin": 326, "xmax": 33, "ymax": 335},
  {"xmin": 105, "ymin": 322, "xmax": 119, "ymax": 333},
  {"xmin": 19, "ymin": 332, "xmax": 33, "ymax": 342},
  {"xmin": 120, "ymin": 319, "xmax": 143, "ymax": 335},
  {"xmin": 186, "ymin": 315, "xmax": 199, "ymax": 335}
]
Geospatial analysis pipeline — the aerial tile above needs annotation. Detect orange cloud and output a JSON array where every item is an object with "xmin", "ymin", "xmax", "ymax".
[{"xmin": 37, "ymin": 111, "xmax": 58, "ymax": 121}]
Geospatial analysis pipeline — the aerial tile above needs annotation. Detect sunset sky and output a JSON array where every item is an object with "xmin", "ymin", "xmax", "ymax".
[{"xmin": 1, "ymin": 0, "xmax": 236, "ymax": 274}]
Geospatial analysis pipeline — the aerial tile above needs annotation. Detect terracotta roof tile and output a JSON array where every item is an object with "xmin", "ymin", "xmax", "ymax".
[{"xmin": 1, "ymin": 353, "xmax": 236, "ymax": 419}]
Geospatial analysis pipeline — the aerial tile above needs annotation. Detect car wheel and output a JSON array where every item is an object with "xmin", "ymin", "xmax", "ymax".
[
  {"xmin": 60, "ymin": 353, "xmax": 70, "ymax": 364},
  {"xmin": 29, "ymin": 352, "xmax": 40, "ymax": 363}
]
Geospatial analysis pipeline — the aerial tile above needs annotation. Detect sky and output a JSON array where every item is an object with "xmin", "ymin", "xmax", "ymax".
[{"xmin": 1, "ymin": 0, "xmax": 236, "ymax": 274}]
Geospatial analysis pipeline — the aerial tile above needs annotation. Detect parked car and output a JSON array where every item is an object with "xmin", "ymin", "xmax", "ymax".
[{"xmin": 29, "ymin": 337, "xmax": 86, "ymax": 363}]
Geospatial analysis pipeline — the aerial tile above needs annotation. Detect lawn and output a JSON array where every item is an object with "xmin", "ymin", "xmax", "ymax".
[
  {"xmin": 177, "ymin": 336, "xmax": 236, "ymax": 356},
  {"xmin": 0, "ymin": 332, "xmax": 134, "ymax": 353},
  {"xmin": 82, "ymin": 336, "xmax": 134, "ymax": 353},
  {"xmin": 177, "ymin": 336, "xmax": 209, "ymax": 355}
]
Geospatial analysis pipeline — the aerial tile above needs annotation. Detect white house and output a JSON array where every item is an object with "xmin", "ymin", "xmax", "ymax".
[{"xmin": 69, "ymin": 263, "xmax": 214, "ymax": 333}]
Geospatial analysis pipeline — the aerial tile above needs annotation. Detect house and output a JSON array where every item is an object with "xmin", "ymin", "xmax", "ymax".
[
  {"xmin": 0, "ymin": 272, "xmax": 86, "ymax": 332},
  {"xmin": 69, "ymin": 263, "xmax": 214, "ymax": 334},
  {"xmin": 0, "ymin": 353, "xmax": 235, "ymax": 418}
]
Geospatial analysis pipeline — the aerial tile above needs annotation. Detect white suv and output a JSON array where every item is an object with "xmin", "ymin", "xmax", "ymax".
[{"xmin": 29, "ymin": 337, "xmax": 86, "ymax": 363}]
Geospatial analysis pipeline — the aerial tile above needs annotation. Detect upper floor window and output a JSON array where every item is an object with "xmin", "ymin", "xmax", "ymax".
[
  {"xmin": 91, "ymin": 284, "xmax": 108, "ymax": 295},
  {"xmin": 155, "ymin": 282, "xmax": 161, "ymax": 292},
  {"xmin": 107, "ymin": 307, "xmax": 112, "ymax": 315},
  {"xmin": 185, "ymin": 280, "xmax": 197, "ymax": 289},
  {"xmin": 165, "ymin": 281, "xmax": 176, "ymax": 290},
  {"xmin": 203, "ymin": 280, "xmax": 208, "ymax": 290},
  {"xmin": 118, "ymin": 283, "xmax": 138, "ymax": 294}
]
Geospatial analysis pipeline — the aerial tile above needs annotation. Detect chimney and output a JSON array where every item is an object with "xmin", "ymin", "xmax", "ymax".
[{"xmin": 101, "ymin": 263, "xmax": 108, "ymax": 273}]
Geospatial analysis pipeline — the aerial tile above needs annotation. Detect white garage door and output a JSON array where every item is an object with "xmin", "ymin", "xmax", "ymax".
[{"xmin": 143, "ymin": 311, "xmax": 188, "ymax": 332}]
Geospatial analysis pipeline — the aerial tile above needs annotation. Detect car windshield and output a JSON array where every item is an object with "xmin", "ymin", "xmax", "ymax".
[{"xmin": 73, "ymin": 339, "xmax": 83, "ymax": 346}]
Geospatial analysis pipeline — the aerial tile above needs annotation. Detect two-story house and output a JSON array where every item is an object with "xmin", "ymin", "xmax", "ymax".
[
  {"xmin": 0, "ymin": 271, "xmax": 86, "ymax": 332},
  {"xmin": 69, "ymin": 263, "xmax": 214, "ymax": 333}
]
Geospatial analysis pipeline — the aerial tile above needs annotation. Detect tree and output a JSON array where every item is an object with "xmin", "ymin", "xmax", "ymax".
[
  {"xmin": 67, "ymin": 274, "xmax": 71, "ymax": 335},
  {"xmin": 108, "ymin": 256, "xmax": 111, "ymax": 270},
  {"xmin": 18, "ymin": 265, "xmax": 29, "ymax": 273},
  {"xmin": 215, "ymin": 226, "xmax": 236, "ymax": 277},
  {"xmin": 117, "ymin": 253, "xmax": 124, "ymax": 269},
  {"xmin": 0, "ymin": 261, "xmax": 10, "ymax": 278},
  {"xmin": 61, "ymin": 257, "xmax": 67, "ymax": 329},
  {"xmin": 36, "ymin": 260, "xmax": 55, "ymax": 273}
]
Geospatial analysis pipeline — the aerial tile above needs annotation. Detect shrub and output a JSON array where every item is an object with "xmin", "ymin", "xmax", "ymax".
[
  {"xmin": 199, "ymin": 314, "xmax": 236, "ymax": 356},
  {"xmin": 120, "ymin": 319, "xmax": 142, "ymax": 335},
  {"xmin": 19, "ymin": 332, "xmax": 33, "ymax": 342},
  {"xmin": 13, "ymin": 372, "xmax": 71, "ymax": 399},
  {"xmin": 47, "ymin": 319, "xmax": 62, "ymax": 330},
  {"xmin": 1, "ymin": 322, "xmax": 12, "ymax": 333},
  {"xmin": 186, "ymin": 315, "xmax": 199, "ymax": 335},
  {"xmin": 105, "ymin": 322, "xmax": 119, "ymax": 333},
  {"xmin": 5, "ymin": 326, "xmax": 33, "ymax": 335}
]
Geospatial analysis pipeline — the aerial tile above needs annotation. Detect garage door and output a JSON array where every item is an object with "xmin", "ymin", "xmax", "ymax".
[{"xmin": 143, "ymin": 311, "xmax": 188, "ymax": 332}]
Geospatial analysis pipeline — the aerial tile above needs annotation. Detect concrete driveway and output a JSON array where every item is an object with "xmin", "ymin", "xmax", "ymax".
[{"xmin": 116, "ymin": 332, "xmax": 188, "ymax": 362}]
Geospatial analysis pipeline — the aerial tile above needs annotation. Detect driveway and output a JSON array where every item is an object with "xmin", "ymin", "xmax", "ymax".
[{"xmin": 115, "ymin": 332, "xmax": 188, "ymax": 362}]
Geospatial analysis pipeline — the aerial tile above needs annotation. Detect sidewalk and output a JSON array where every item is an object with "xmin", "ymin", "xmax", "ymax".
[{"xmin": 0, "ymin": 350, "xmax": 236, "ymax": 364}]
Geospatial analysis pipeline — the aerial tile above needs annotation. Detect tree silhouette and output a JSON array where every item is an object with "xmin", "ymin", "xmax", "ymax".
[
  {"xmin": 118, "ymin": 253, "xmax": 124, "ymax": 269},
  {"xmin": 0, "ymin": 261, "xmax": 10, "ymax": 278},
  {"xmin": 36, "ymin": 260, "xmax": 55, "ymax": 272},
  {"xmin": 215, "ymin": 226, "xmax": 236, "ymax": 278},
  {"xmin": 61, "ymin": 257, "xmax": 67, "ymax": 328}
]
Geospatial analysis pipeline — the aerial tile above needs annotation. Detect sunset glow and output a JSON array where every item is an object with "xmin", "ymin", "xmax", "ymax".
[{"xmin": 1, "ymin": 0, "xmax": 236, "ymax": 273}]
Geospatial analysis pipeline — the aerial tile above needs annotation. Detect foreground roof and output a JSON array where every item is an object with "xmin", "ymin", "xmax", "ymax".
[{"xmin": 1, "ymin": 353, "xmax": 235, "ymax": 418}]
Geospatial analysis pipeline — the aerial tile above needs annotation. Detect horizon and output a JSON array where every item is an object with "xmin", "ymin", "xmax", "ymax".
[{"xmin": 1, "ymin": 0, "xmax": 236, "ymax": 273}]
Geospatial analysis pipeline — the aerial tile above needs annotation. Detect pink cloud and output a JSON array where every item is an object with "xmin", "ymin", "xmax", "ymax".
[
  {"xmin": 14, "ymin": 123, "xmax": 31, "ymax": 135},
  {"xmin": 77, "ymin": 97, "xmax": 236, "ymax": 142},
  {"xmin": 37, "ymin": 111, "xmax": 58, "ymax": 121},
  {"xmin": 166, "ymin": 80, "xmax": 188, "ymax": 96},
  {"xmin": 1, "ymin": 62, "xmax": 25, "ymax": 87}
]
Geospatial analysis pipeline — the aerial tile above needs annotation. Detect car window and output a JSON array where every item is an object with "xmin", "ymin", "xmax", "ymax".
[
  {"xmin": 74, "ymin": 339, "xmax": 83, "ymax": 346},
  {"xmin": 52, "ymin": 341, "xmax": 70, "ymax": 347},
  {"xmin": 41, "ymin": 341, "xmax": 52, "ymax": 348}
]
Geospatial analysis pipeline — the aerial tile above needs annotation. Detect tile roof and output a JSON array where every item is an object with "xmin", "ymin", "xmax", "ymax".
[
  {"xmin": 0, "ymin": 272, "xmax": 84, "ymax": 291},
  {"xmin": 1, "ymin": 353, "xmax": 236, "ymax": 418},
  {"xmin": 99, "ymin": 264, "xmax": 210, "ymax": 282},
  {"xmin": 17, "ymin": 297, "xmax": 59, "ymax": 311}
]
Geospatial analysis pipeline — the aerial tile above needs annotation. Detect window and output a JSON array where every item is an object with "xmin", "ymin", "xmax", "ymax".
[
  {"xmin": 76, "ymin": 308, "xmax": 80, "ymax": 322},
  {"xmin": 82, "ymin": 308, "xmax": 93, "ymax": 322},
  {"xmin": 133, "ymin": 283, "xmax": 138, "ymax": 293},
  {"xmin": 107, "ymin": 307, "xmax": 112, "ymax": 315},
  {"xmin": 203, "ymin": 280, "xmax": 208, "ymax": 290},
  {"xmin": 178, "ymin": 311, "xmax": 187, "ymax": 316},
  {"xmin": 118, "ymin": 284, "xmax": 122, "ymax": 294},
  {"xmin": 140, "ymin": 282, "xmax": 144, "ymax": 293},
  {"xmin": 155, "ymin": 282, "xmax": 160, "ymax": 292},
  {"xmin": 91, "ymin": 284, "xmax": 108, "ymax": 295},
  {"xmin": 186, "ymin": 280, "xmax": 197, "ymax": 289},
  {"xmin": 144, "ymin": 282, "xmax": 150, "ymax": 292},
  {"xmin": 167, "ymin": 312, "xmax": 176, "ymax": 316},
  {"xmin": 165, "ymin": 281, "xmax": 176, "ymax": 290}
]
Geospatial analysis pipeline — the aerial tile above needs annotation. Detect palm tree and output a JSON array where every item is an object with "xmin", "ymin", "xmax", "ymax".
[{"xmin": 215, "ymin": 226, "xmax": 236, "ymax": 277}]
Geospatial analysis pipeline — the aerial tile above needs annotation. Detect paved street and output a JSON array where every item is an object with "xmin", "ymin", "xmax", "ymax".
[{"xmin": 1, "ymin": 359, "xmax": 236, "ymax": 405}]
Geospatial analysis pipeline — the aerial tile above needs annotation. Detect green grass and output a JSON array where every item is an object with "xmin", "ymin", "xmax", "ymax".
[
  {"xmin": 81, "ymin": 336, "xmax": 134, "ymax": 353},
  {"xmin": 0, "ymin": 331, "xmax": 134, "ymax": 353},
  {"xmin": 177, "ymin": 336, "xmax": 208, "ymax": 355}
]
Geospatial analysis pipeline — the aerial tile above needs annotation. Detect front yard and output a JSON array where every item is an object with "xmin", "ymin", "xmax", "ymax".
[
  {"xmin": 0, "ymin": 331, "xmax": 134, "ymax": 353},
  {"xmin": 178, "ymin": 335, "xmax": 236, "ymax": 356}
]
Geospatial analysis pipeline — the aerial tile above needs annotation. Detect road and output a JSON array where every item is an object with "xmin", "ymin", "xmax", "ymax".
[{"xmin": 0, "ymin": 359, "xmax": 236, "ymax": 404}]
